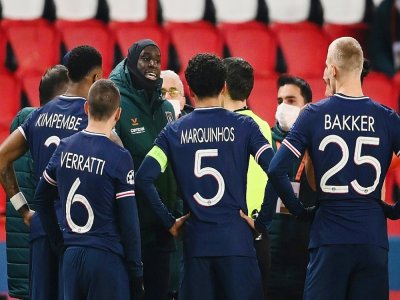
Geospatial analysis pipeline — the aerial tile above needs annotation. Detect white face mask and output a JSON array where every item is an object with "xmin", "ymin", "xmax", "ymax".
[
  {"xmin": 396, "ymin": 0, "xmax": 400, "ymax": 12},
  {"xmin": 275, "ymin": 102, "xmax": 301, "ymax": 132}
]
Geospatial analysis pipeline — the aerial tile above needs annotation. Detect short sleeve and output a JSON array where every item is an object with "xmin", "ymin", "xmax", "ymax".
[
  {"xmin": 115, "ymin": 150, "xmax": 136, "ymax": 200},
  {"xmin": 247, "ymin": 118, "xmax": 273, "ymax": 163},
  {"xmin": 42, "ymin": 145, "xmax": 62, "ymax": 186},
  {"xmin": 18, "ymin": 108, "xmax": 40, "ymax": 141},
  {"xmin": 281, "ymin": 105, "xmax": 312, "ymax": 158}
]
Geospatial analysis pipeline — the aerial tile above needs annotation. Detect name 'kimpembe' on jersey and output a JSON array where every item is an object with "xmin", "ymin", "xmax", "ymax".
[
  {"xmin": 42, "ymin": 130, "xmax": 136, "ymax": 256},
  {"xmin": 154, "ymin": 107, "xmax": 273, "ymax": 258},
  {"xmin": 282, "ymin": 93, "xmax": 400, "ymax": 249}
]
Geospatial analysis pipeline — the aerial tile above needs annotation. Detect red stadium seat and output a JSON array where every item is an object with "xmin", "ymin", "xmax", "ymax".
[
  {"xmin": 303, "ymin": 75, "xmax": 328, "ymax": 102},
  {"xmin": 271, "ymin": 22, "xmax": 330, "ymax": 77},
  {"xmin": 109, "ymin": 22, "xmax": 169, "ymax": 69},
  {"xmin": 324, "ymin": 23, "xmax": 370, "ymax": 56},
  {"xmin": 247, "ymin": 74, "xmax": 278, "ymax": 126},
  {"xmin": 219, "ymin": 22, "xmax": 277, "ymax": 77},
  {"xmin": 0, "ymin": 72, "xmax": 21, "ymax": 132},
  {"xmin": 0, "ymin": 28, "xmax": 7, "ymax": 72},
  {"xmin": 56, "ymin": 20, "xmax": 114, "ymax": 77},
  {"xmin": 1, "ymin": 19, "xmax": 60, "ymax": 75},
  {"xmin": 363, "ymin": 72, "xmax": 399, "ymax": 111},
  {"xmin": 21, "ymin": 70, "xmax": 43, "ymax": 107},
  {"xmin": 165, "ymin": 21, "xmax": 223, "ymax": 74}
]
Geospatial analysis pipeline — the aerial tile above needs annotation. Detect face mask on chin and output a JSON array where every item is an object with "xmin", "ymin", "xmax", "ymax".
[{"xmin": 275, "ymin": 102, "xmax": 301, "ymax": 132}]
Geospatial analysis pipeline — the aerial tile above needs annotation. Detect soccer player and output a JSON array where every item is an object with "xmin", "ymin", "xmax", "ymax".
[
  {"xmin": 136, "ymin": 53, "xmax": 275, "ymax": 300},
  {"xmin": 34, "ymin": 79, "xmax": 143, "ymax": 300},
  {"xmin": 268, "ymin": 37, "xmax": 400, "ymax": 300},
  {"xmin": 0, "ymin": 45, "xmax": 102, "ymax": 300}
]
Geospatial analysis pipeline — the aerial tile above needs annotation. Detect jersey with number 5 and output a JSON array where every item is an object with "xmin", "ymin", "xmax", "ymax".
[
  {"xmin": 283, "ymin": 93, "xmax": 400, "ymax": 248},
  {"xmin": 155, "ymin": 107, "xmax": 273, "ymax": 258},
  {"xmin": 43, "ymin": 130, "xmax": 136, "ymax": 256}
]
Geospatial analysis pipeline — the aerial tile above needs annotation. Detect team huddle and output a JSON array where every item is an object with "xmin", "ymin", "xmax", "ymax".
[{"xmin": 0, "ymin": 36, "xmax": 399, "ymax": 300}]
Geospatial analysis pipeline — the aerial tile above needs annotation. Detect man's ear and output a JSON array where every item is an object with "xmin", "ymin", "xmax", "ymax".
[
  {"xmin": 84, "ymin": 101, "xmax": 89, "ymax": 115},
  {"xmin": 330, "ymin": 64, "xmax": 337, "ymax": 78},
  {"xmin": 115, "ymin": 107, "xmax": 122, "ymax": 122}
]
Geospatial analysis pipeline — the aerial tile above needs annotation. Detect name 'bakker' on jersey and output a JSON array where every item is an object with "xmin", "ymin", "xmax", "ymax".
[{"xmin": 324, "ymin": 114, "xmax": 375, "ymax": 132}]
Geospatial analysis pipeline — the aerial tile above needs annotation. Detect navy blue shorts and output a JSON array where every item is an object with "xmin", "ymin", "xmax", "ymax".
[
  {"xmin": 304, "ymin": 245, "xmax": 388, "ymax": 300},
  {"xmin": 62, "ymin": 247, "xmax": 129, "ymax": 300},
  {"xmin": 29, "ymin": 236, "xmax": 59, "ymax": 300},
  {"xmin": 179, "ymin": 256, "xmax": 263, "ymax": 300}
]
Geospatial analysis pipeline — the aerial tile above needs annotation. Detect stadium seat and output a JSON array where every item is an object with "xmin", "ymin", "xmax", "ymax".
[
  {"xmin": 109, "ymin": 22, "xmax": 169, "ymax": 69},
  {"xmin": 213, "ymin": 0, "xmax": 258, "ymax": 23},
  {"xmin": 0, "ymin": 72, "xmax": 21, "ymax": 131},
  {"xmin": 159, "ymin": 0, "xmax": 206, "ymax": 22},
  {"xmin": 320, "ymin": 0, "xmax": 366, "ymax": 24},
  {"xmin": 56, "ymin": 20, "xmax": 114, "ymax": 77},
  {"xmin": 0, "ymin": 28, "xmax": 7, "ymax": 72},
  {"xmin": 363, "ymin": 72, "xmax": 399, "ymax": 111},
  {"xmin": 1, "ymin": 0, "xmax": 45, "ymax": 20},
  {"xmin": 265, "ymin": 0, "xmax": 311, "ymax": 23},
  {"xmin": 54, "ymin": 0, "xmax": 98, "ymax": 21},
  {"xmin": 323, "ymin": 23, "xmax": 370, "ymax": 56},
  {"xmin": 1, "ymin": 19, "xmax": 60, "ymax": 75},
  {"xmin": 271, "ymin": 22, "xmax": 330, "ymax": 77},
  {"xmin": 165, "ymin": 21, "xmax": 223, "ymax": 74},
  {"xmin": 218, "ymin": 22, "xmax": 277, "ymax": 77},
  {"xmin": 21, "ymin": 70, "xmax": 43, "ymax": 108},
  {"xmin": 303, "ymin": 75, "xmax": 327, "ymax": 102},
  {"xmin": 107, "ymin": 0, "xmax": 147, "ymax": 22},
  {"xmin": 247, "ymin": 74, "xmax": 278, "ymax": 126}
]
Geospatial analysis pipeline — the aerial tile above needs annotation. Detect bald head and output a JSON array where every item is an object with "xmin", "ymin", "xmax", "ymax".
[
  {"xmin": 327, "ymin": 37, "xmax": 364, "ymax": 74},
  {"xmin": 160, "ymin": 70, "xmax": 185, "ymax": 109},
  {"xmin": 87, "ymin": 79, "xmax": 120, "ymax": 121}
]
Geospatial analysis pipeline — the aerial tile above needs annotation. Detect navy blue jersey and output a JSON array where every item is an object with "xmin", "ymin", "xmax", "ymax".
[
  {"xmin": 155, "ymin": 107, "xmax": 273, "ymax": 257},
  {"xmin": 283, "ymin": 93, "xmax": 400, "ymax": 249},
  {"xmin": 19, "ymin": 95, "xmax": 88, "ymax": 181},
  {"xmin": 43, "ymin": 130, "xmax": 136, "ymax": 257}
]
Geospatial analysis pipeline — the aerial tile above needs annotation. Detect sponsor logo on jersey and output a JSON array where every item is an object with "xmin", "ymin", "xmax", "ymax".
[
  {"xmin": 165, "ymin": 111, "xmax": 174, "ymax": 123},
  {"xmin": 130, "ymin": 117, "xmax": 146, "ymax": 135},
  {"xmin": 126, "ymin": 170, "xmax": 135, "ymax": 184}
]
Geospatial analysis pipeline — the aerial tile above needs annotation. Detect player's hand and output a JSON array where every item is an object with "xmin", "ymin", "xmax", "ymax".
[
  {"xmin": 169, "ymin": 213, "xmax": 190, "ymax": 237},
  {"xmin": 240, "ymin": 210, "xmax": 255, "ymax": 231},
  {"xmin": 22, "ymin": 209, "xmax": 35, "ymax": 227},
  {"xmin": 130, "ymin": 276, "xmax": 144, "ymax": 300}
]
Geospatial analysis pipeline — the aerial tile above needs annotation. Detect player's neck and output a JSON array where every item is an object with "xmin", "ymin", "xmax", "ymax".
[
  {"xmin": 224, "ymin": 99, "xmax": 247, "ymax": 112},
  {"xmin": 64, "ymin": 83, "xmax": 89, "ymax": 99},
  {"xmin": 195, "ymin": 96, "xmax": 222, "ymax": 108},
  {"xmin": 335, "ymin": 76, "xmax": 364, "ymax": 97},
  {"xmin": 85, "ymin": 121, "xmax": 113, "ymax": 138}
]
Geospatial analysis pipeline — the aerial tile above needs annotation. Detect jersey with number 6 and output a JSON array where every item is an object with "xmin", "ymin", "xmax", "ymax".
[
  {"xmin": 283, "ymin": 93, "xmax": 400, "ymax": 249},
  {"xmin": 19, "ymin": 95, "xmax": 88, "ymax": 239},
  {"xmin": 42, "ymin": 130, "xmax": 136, "ymax": 256},
  {"xmin": 154, "ymin": 107, "xmax": 273, "ymax": 258}
]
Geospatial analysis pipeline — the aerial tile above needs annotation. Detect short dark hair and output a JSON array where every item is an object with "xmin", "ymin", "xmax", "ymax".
[
  {"xmin": 361, "ymin": 58, "xmax": 370, "ymax": 83},
  {"xmin": 223, "ymin": 57, "xmax": 254, "ymax": 101},
  {"xmin": 39, "ymin": 65, "xmax": 69, "ymax": 105},
  {"xmin": 277, "ymin": 74, "xmax": 312, "ymax": 103},
  {"xmin": 88, "ymin": 79, "xmax": 120, "ymax": 121},
  {"xmin": 66, "ymin": 45, "xmax": 102, "ymax": 82},
  {"xmin": 185, "ymin": 53, "xmax": 226, "ymax": 99}
]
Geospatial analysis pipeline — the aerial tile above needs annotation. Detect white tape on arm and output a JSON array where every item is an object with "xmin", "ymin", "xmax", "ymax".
[{"xmin": 10, "ymin": 192, "xmax": 28, "ymax": 211}]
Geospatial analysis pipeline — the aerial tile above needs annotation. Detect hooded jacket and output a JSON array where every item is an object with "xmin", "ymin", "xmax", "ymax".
[{"xmin": 110, "ymin": 57, "xmax": 177, "ymax": 250}]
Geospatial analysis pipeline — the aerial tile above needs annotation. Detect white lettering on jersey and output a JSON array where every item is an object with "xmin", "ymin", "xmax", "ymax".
[
  {"xmin": 35, "ymin": 113, "xmax": 82, "ymax": 131},
  {"xmin": 324, "ymin": 114, "xmax": 375, "ymax": 132},
  {"xmin": 181, "ymin": 127, "xmax": 235, "ymax": 144},
  {"xmin": 61, "ymin": 152, "xmax": 106, "ymax": 175}
]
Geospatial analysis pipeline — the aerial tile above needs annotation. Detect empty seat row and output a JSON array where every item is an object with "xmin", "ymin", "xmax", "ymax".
[{"xmin": 0, "ymin": 0, "xmax": 378, "ymax": 24}]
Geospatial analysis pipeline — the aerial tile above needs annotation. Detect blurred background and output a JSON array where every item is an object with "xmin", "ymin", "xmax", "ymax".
[{"xmin": 0, "ymin": 0, "xmax": 400, "ymax": 298}]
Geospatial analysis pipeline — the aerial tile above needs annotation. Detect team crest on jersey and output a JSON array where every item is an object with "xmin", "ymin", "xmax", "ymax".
[
  {"xmin": 126, "ymin": 170, "xmax": 135, "ymax": 184},
  {"xmin": 130, "ymin": 117, "xmax": 146, "ymax": 135},
  {"xmin": 165, "ymin": 111, "xmax": 174, "ymax": 123}
]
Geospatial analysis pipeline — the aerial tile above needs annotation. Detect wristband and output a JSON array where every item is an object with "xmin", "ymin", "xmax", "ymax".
[{"xmin": 10, "ymin": 192, "xmax": 28, "ymax": 211}]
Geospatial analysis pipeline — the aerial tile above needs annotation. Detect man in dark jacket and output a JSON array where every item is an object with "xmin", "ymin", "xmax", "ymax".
[
  {"xmin": 6, "ymin": 65, "xmax": 68, "ymax": 300},
  {"xmin": 109, "ymin": 39, "xmax": 177, "ymax": 300}
]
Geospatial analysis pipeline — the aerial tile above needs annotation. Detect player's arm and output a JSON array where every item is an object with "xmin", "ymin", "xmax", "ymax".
[
  {"xmin": 34, "ymin": 173, "xmax": 63, "ymax": 251},
  {"xmin": 136, "ymin": 146, "xmax": 176, "ymax": 228},
  {"xmin": 0, "ymin": 129, "xmax": 33, "ymax": 223}
]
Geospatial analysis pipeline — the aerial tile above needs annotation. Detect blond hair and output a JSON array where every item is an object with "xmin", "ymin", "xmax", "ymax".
[{"xmin": 327, "ymin": 37, "xmax": 363, "ymax": 73}]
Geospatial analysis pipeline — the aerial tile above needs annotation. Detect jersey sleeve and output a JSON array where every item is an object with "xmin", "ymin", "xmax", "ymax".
[
  {"xmin": 154, "ymin": 126, "xmax": 171, "ymax": 159},
  {"xmin": 247, "ymin": 118, "xmax": 274, "ymax": 164},
  {"xmin": 281, "ymin": 105, "xmax": 312, "ymax": 159},
  {"xmin": 115, "ymin": 150, "xmax": 136, "ymax": 200},
  {"xmin": 18, "ymin": 107, "xmax": 40, "ymax": 141},
  {"xmin": 42, "ymin": 144, "xmax": 62, "ymax": 187}
]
